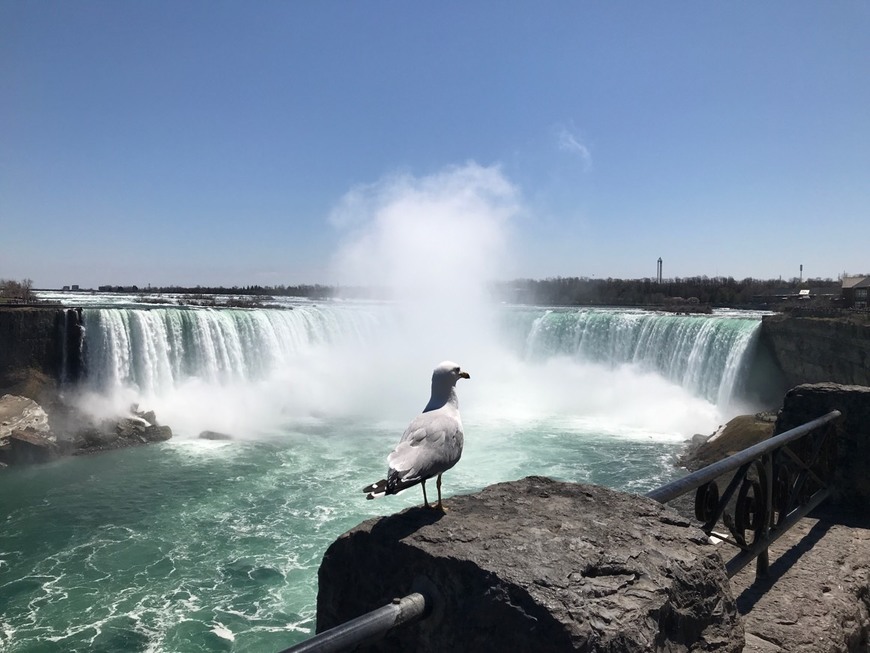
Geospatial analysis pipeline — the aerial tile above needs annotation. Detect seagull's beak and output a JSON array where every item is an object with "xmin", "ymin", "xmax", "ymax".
[{"xmin": 459, "ymin": 371, "xmax": 470, "ymax": 379}]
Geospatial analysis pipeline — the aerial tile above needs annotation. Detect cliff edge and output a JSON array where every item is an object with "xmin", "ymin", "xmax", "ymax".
[
  {"xmin": 761, "ymin": 315, "xmax": 870, "ymax": 389},
  {"xmin": 317, "ymin": 476, "xmax": 743, "ymax": 652}
]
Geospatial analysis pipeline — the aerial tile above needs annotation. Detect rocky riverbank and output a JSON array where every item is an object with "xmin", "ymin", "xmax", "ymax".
[{"xmin": 0, "ymin": 393, "xmax": 172, "ymax": 468}]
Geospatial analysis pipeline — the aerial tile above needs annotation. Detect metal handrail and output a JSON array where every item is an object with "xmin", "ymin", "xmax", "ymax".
[
  {"xmin": 279, "ymin": 592, "xmax": 430, "ymax": 653},
  {"xmin": 647, "ymin": 409, "xmax": 841, "ymax": 578},
  {"xmin": 647, "ymin": 410, "xmax": 840, "ymax": 503}
]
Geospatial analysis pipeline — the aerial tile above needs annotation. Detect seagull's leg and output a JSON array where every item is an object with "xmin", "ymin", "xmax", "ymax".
[
  {"xmin": 421, "ymin": 480, "xmax": 430, "ymax": 508},
  {"xmin": 436, "ymin": 474, "xmax": 445, "ymax": 511}
]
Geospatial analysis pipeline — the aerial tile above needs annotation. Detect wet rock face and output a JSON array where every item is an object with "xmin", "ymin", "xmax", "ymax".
[
  {"xmin": 72, "ymin": 414, "xmax": 172, "ymax": 454},
  {"xmin": 0, "ymin": 308, "xmax": 66, "ymax": 389},
  {"xmin": 680, "ymin": 413, "xmax": 776, "ymax": 472},
  {"xmin": 761, "ymin": 315, "xmax": 870, "ymax": 388},
  {"xmin": 316, "ymin": 477, "xmax": 743, "ymax": 652},
  {"xmin": 2, "ymin": 429, "xmax": 58, "ymax": 464}
]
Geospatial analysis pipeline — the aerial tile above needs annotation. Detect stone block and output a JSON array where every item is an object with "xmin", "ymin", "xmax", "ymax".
[{"xmin": 317, "ymin": 477, "xmax": 743, "ymax": 652}]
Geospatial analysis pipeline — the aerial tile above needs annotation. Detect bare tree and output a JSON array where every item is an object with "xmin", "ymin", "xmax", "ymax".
[{"xmin": 0, "ymin": 278, "xmax": 34, "ymax": 303}]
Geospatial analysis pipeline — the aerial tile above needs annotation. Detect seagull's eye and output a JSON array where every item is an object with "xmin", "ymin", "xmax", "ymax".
[{"xmin": 452, "ymin": 367, "xmax": 460, "ymax": 374}]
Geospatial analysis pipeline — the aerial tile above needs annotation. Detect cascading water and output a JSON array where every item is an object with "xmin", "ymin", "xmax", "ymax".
[
  {"xmin": 70, "ymin": 302, "xmax": 769, "ymax": 442},
  {"xmin": 2, "ymin": 298, "xmax": 772, "ymax": 652},
  {"xmin": 503, "ymin": 307, "xmax": 762, "ymax": 408},
  {"xmin": 81, "ymin": 304, "xmax": 761, "ymax": 412},
  {"xmin": 81, "ymin": 305, "xmax": 383, "ymax": 394}
]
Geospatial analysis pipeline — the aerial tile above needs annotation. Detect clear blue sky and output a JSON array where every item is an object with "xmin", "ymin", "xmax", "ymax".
[{"xmin": 2, "ymin": 1, "xmax": 868, "ymax": 289}]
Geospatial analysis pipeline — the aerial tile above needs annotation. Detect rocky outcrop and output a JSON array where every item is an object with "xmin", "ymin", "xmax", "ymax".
[
  {"xmin": 0, "ymin": 394, "xmax": 51, "ymax": 440},
  {"xmin": 2, "ymin": 429, "xmax": 59, "ymax": 464},
  {"xmin": 199, "ymin": 430, "xmax": 233, "ymax": 441},
  {"xmin": 761, "ymin": 315, "xmax": 870, "ymax": 388},
  {"xmin": 0, "ymin": 394, "xmax": 57, "ymax": 465},
  {"xmin": 0, "ymin": 395, "xmax": 171, "ymax": 466},
  {"xmin": 69, "ymin": 412, "xmax": 172, "ymax": 455},
  {"xmin": 0, "ymin": 307, "xmax": 63, "ymax": 382},
  {"xmin": 680, "ymin": 413, "xmax": 776, "ymax": 471},
  {"xmin": 317, "ymin": 476, "xmax": 743, "ymax": 652}
]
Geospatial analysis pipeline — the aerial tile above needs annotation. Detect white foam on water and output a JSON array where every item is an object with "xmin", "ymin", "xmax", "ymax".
[{"xmin": 210, "ymin": 623, "xmax": 235, "ymax": 641}]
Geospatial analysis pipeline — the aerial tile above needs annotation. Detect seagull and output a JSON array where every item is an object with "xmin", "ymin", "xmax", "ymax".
[{"xmin": 363, "ymin": 361, "xmax": 470, "ymax": 510}]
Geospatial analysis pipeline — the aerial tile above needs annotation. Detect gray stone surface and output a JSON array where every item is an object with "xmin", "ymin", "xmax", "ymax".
[
  {"xmin": 72, "ymin": 416, "xmax": 172, "ymax": 453},
  {"xmin": 199, "ymin": 430, "xmax": 233, "ymax": 441},
  {"xmin": 731, "ymin": 510, "xmax": 870, "ymax": 652},
  {"xmin": 761, "ymin": 316, "xmax": 870, "ymax": 388},
  {"xmin": 0, "ymin": 394, "xmax": 51, "ymax": 441},
  {"xmin": 317, "ymin": 476, "xmax": 743, "ymax": 652}
]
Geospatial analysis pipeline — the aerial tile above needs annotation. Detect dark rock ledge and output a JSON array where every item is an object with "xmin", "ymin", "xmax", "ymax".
[
  {"xmin": 0, "ymin": 394, "xmax": 171, "ymax": 467},
  {"xmin": 317, "ymin": 476, "xmax": 743, "ymax": 652}
]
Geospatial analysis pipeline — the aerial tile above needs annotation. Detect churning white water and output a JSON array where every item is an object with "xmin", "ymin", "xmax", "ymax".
[{"xmin": 72, "ymin": 301, "xmax": 763, "ymax": 442}]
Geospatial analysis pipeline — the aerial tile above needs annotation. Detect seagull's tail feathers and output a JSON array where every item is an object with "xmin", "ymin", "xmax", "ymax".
[
  {"xmin": 363, "ymin": 471, "xmax": 421, "ymax": 500},
  {"xmin": 363, "ymin": 479, "xmax": 389, "ymax": 500}
]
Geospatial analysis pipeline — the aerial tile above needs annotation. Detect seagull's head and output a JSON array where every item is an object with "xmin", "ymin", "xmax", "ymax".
[{"xmin": 433, "ymin": 361, "xmax": 471, "ymax": 386}]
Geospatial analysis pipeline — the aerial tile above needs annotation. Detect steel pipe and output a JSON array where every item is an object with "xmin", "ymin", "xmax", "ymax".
[{"xmin": 279, "ymin": 592, "xmax": 430, "ymax": 653}]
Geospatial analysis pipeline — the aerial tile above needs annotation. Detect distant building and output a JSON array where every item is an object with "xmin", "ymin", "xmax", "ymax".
[
  {"xmin": 71, "ymin": 284, "xmax": 80, "ymax": 291},
  {"xmin": 841, "ymin": 276, "xmax": 870, "ymax": 309},
  {"xmin": 62, "ymin": 285, "xmax": 70, "ymax": 291}
]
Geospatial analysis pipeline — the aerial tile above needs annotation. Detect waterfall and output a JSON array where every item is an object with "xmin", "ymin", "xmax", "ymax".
[
  {"xmin": 81, "ymin": 304, "xmax": 761, "ymax": 410},
  {"xmin": 81, "ymin": 305, "xmax": 382, "ymax": 394},
  {"xmin": 502, "ymin": 307, "xmax": 761, "ymax": 406}
]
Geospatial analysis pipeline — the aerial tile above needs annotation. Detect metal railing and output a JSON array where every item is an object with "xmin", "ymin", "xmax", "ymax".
[
  {"xmin": 282, "ymin": 410, "xmax": 842, "ymax": 652},
  {"xmin": 647, "ymin": 409, "xmax": 841, "ymax": 578},
  {"xmin": 279, "ymin": 592, "xmax": 429, "ymax": 653}
]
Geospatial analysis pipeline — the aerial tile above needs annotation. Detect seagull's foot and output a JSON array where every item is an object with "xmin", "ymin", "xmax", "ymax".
[{"xmin": 435, "ymin": 502, "xmax": 448, "ymax": 512}]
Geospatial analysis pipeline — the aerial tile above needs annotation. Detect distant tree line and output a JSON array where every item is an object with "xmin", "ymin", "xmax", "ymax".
[
  {"xmin": 0, "ymin": 278, "xmax": 33, "ymax": 303},
  {"xmin": 93, "ymin": 284, "xmax": 338, "ymax": 299},
  {"xmin": 492, "ymin": 276, "xmax": 842, "ymax": 308},
  {"xmin": 83, "ymin": 275, "xmax": 849, "ymax": 309}
]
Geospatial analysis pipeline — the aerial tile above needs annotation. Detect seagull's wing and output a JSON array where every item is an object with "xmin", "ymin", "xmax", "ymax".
[{"xmin": 387, "ymin": 410, "xmax": 463, "ymax": 482}]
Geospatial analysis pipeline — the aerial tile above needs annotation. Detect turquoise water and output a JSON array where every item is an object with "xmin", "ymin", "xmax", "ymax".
[
  {"xmin": 1, "ymin": 299, "xmax": 767, "ymax": 651},
  {"xmin": 0, "ymin": 419, "xmax": 682, "ymax": 652}
]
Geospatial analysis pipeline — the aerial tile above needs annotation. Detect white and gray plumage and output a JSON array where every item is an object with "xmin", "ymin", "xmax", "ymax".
[{"xmin": 363, "ymin": 361, "xmax": 470, "ymax": 510}]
